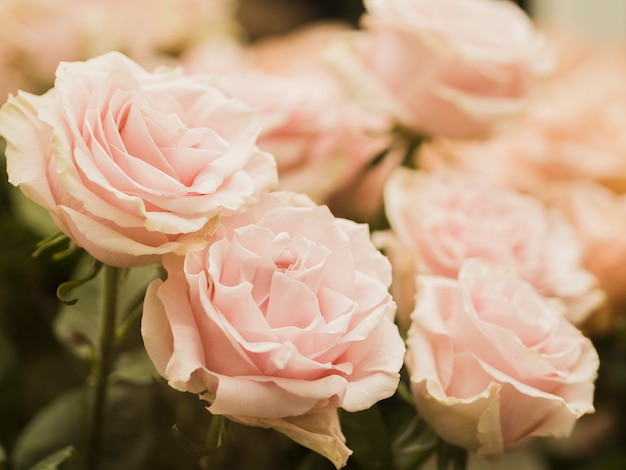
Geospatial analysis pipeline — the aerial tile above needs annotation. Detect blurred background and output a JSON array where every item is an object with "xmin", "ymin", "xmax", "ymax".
[{"xmin": 236, "ymin": 0, "xmax": 626, "ymax": 42}]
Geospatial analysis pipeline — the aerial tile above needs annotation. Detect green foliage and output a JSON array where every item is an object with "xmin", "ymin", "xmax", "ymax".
[
  {"xmin": 340, "ymin": 405, "xmax": 394, "ymax": 470},
  {"xmin": 11, "ymin": 384, "xmax": 155, "ymax": 470},
  {"xmin": 28, "ymin": 446, "xmax": 75, "ymax": 470},
  {"xmin": 53, "ymin": 259, "xmax": 160, "ymax": 359}
]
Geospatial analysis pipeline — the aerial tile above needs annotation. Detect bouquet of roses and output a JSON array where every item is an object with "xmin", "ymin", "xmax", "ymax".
[{"xmin": 1, "ymin": 0, "xmax": 623, "ymax": 469}]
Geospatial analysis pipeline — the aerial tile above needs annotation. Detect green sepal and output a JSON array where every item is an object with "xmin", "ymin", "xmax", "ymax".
[
  {"xmin": 171, "ymin": 419, "xmax": 223, "ymax": 458},
  {"xmin": 56, "ymin": 258, "xmax": 103, "ymax": 306},
  {"xmin": 32, "ymin": 233, "xmax": 78, "ymax": 261},
  {"xmin": 339, "ymin": 405, "xmax": 394, "ymax": 470}
]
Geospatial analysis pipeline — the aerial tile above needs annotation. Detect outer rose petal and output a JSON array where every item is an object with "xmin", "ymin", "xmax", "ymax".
[
  {"xmin": 232, "ymin": 409, "xmax": 352, "ymax": 469},
  {"xmin": 0, "ymin": 91, "xmax": 58, "ymax": 219}
]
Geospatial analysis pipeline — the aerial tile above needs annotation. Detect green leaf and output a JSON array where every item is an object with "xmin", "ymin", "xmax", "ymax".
[
  {"xmin": 11, "ymin": 389, "xmax": 83, "ymax": 470},
  {"xmin": 381, "ymin": 393, "xmax": 437, "ymax": 470},
  {"xmin": 12, "ymin": 384, "xmax": 156, "ymax": 470},
  {"xmin": 110, "ymin": 348, "xmax": 157, "ymax": 386},
  {"xmin": 29, "ymin": 446, "xmax": 75, "ymax": 470},
  {"xmin": 436, "ymin": 440, "xmax": 467, "ymax": 470},
  {"xmin": 339, "ymin": 405, "xmax": 394, "ymax": 470},
  {"xmin": 54, "ymin": 261, "xmax": 160, "ymax": 359}
]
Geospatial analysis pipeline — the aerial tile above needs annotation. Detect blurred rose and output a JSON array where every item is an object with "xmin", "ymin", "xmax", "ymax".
[
  {"xmin": 141, "ymin": 192, "xmax": 404, "ymax": 468},
  {"xmin": 379, "ymin": 168, "xmax": 602, "ymax": 325},
  {"xmin": 0, "ymin": 0, "xmax": 84, "ymax": 100},
  {"xmin": 328, "ymin": 0, "xmax": 551, "ymax": 138},
  {"xmin": 0, "ymin": 0, "xmax": 239, "ymax": 102},
  {"xmin": 419, "ymin": 41, "xmax": 626, "ymax": 193},
  {"xmin": 0, "ymin": 52, "xmax": 277, "ymax": 267},
  {"xmin": 182, "ymin": 22, "xmax": 391, "ymax": 204},
  {"xmin": 327, "ymin": 143, "xmax": 405, "ymax": 228},
  {"xmin": 406, "ymin": 259, "xmax": 599, "ymax": 458},
  {"xmin": 80, "ymin": 0, "xmax": 240, "ymax": 69},
  {"xmin": 541, "ymin": 181, "xmax": 626, "ymax": 314}
]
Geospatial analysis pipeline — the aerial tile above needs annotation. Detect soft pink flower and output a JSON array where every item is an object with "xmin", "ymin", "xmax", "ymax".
[
  {"xmin": 379, "ymin": 168, "xmax": 602, "ymax": 324},
  {"xmin": 541, "ymin": 181, "xmax": 626, "ymax": 307},
  {"xmin": 328, "ymin": 0, "xmax": 551, "ymax": 138},
  {"xmin": 141, "ymin": 191, "xmax": 404, "ymax": 468},
  {"xmin": 182, "ymin": 22, "xmax": 391, "ymax": 204},
  {"xmin": 0, "ymin": 0, "xmax": 239, "ymax": 102},
  {"xmin": 0, "ymin": 52, "xmax": 277, "ymax": 267},
  {"xmin": 406, "ymin": 259, "xmax": 599, "ymax": 458},
  {"xmin": 419, "ymin": 41, "xmax": 626, "ymax": 193},
  {"xmin": 0, "ymin": 0, "xmax": 84, "ymax": 100}
]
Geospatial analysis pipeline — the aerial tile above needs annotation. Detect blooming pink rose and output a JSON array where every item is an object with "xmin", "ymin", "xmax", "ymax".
[
  {"xmin": 0, "ymin": 52, "xmax": 277, "ymax": 267},
  {"xmin": 182, "ymin": 22, "xmax": 391, "ymax": 204},
  {"xmin": 328, "ymin": 0, "xmax": 551, "ymax": 138},
  {"xmin": 379, "ymin": 168, "xmax": 603, "ymax": 325},
  {"xmin": 141, "ymin": 192, "xmax": 405, "ymax": 468},
  {"xmin": 406, "ymin": 259, "xmax": 599, "ymax": 458}
]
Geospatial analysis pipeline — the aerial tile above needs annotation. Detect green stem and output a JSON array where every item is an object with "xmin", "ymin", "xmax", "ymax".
[
  {"xmin": 83, "ymin": 265, "xmax": 120, "ymax": 470},
  {"xmin": 206, "ymin": 414, "xmax": 223, "ymax": 449},
  {"xmin": 436, "ymin": 439, "xmax": 468, "ymax": 470},
  {"xmin": 199, "ymin": 415, "xmax": 224, "ymax": 469}
]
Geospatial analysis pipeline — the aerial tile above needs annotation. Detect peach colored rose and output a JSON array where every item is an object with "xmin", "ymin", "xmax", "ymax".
[
  {"xmin": 0, "ymin": 52, "xmax": 277, "ymax": 267},
  {"xmin": 419, "ymin": 41, "xmax": 626, "ymax": 194},
  {"xmin": 182, "ymin": 23, "xmax": 391, "ymax": 204},
  {"xmin": 328, "ymin": 0, "xmax": 551, "ymax": 138},
  {"xmin": 541, "ymin": 181, "xmax": 626, "ymax": 311},
  {"xmin": 141, "ymin": 191, "xmax": 404, "ymax": 468},
  {"xmin": 406, "ymin": 259, "xmax": 599, "ymax": 458},
  {"xmin": 379, "ymin": 168, "xmax": 603, "ymax": 325}
]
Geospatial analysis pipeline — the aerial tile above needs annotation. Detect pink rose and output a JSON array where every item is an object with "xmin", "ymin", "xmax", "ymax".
[
  {"xmin": 79, "ymin": 0, "xmax": 239, "ymax": 69},
  {"xmin": 0, "ymin": 0, "xmax": 239, "ymax": 102},
  {"xmin": 141, "ymin": 192, "xmax": 405, "ymax": 468},
  {"xmin": 406, "ymin": 259, "xmax": 599, "ymax": 458},
  {"xmin": 419, "ymin": 41, "xmax": 626, "ymax": 193},
  {"xmin": 182, "ymin": 22, "xmax": 391, "ymax": 204},
  {"xmin": 328, "ymin": 0, "xmax": 551, "ymax": 138},
  {"xmin": 0, "ymin": 52, "xmax": 277, "ymax": 267},
  {"xmin": 541, "ymin": 181, "xmax": 626, "ymax": 310},
  {"xmin": 379, "ymin": 168, "xmax": 603, "ymax": 324},
  {"xmin": 0, "ymin": 0, "xmax": 84, "ymax": 100}
]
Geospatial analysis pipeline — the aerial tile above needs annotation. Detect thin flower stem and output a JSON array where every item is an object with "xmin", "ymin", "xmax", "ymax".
[
  {"xmin": 114, "ymin": 298, "xmax": 144, "ymax": 346},
  {"xmin": 199, "ymin": 415, "xmax": 224, "ymax": 469},
  {"xmin": 83, "ymin": 264, "xmax": 120, "ymax": 470},
  {"xmin": 206, "ymin": 414, "xmax": 223, "ymax": 449}
]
